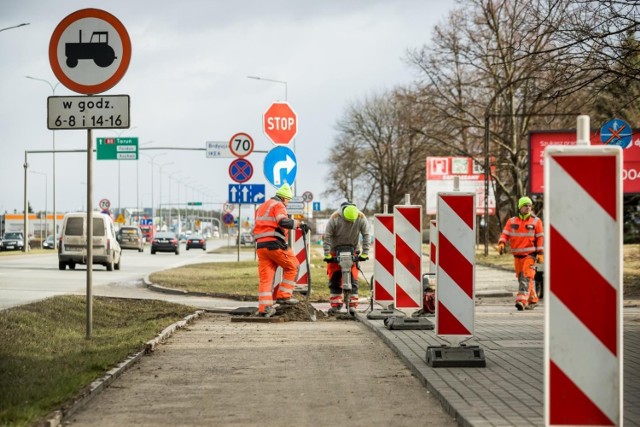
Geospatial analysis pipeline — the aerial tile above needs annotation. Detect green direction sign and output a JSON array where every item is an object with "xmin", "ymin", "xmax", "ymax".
[
  {"xmin": 187, "ymin": 201, "xmax": 203, "ymax": 206},
  {"xmin": 96, "ymin": 137, "xmax": 139, "ymax": 160}
]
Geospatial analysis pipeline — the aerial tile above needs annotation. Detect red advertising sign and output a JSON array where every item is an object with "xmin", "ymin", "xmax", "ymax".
[
  {"xmin": 425, "ymin": 157, "xmax": 496, "ymax": 215},
  {"xmin": 529, "ymin": 130, "xmax": 640, "ymax": 194}
]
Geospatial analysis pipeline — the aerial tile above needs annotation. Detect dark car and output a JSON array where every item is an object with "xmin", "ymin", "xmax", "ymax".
[
  {"xmin": 151, "ymin": 232, "xmax": 179, "ymax": 255},
  {"xmin": 186, "ymin": 234, "xmax": 207, "ymax": 251},
  {"xmin": 43, "ymin": 235, "xmax": 58, "ymax": 250},
  {"xmin": 1, "ymin": 232, "xmax": 25, "ymax": 251},
  {"xmin": 236, "ymin": 232, "xmax": 254, "ymax": 246}
]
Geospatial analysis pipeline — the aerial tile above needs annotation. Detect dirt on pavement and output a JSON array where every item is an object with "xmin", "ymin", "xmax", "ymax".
[{"xmin": 65, "ymin": 311, "xmax": 457, "ymax": 427}]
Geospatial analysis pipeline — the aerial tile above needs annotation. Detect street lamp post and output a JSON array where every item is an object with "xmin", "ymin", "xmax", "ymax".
[
  {"xmin": 143, "ymin": 153, "xmax": 166, "ymax": 231},
  {"xmin": 1, "ymin": 23, "xmax": 29, "ymax": 32},
  {"xmin": 30, "ymin": 170, "xmax": 47, "ymax": 247},
  {"xmin": 247, "ymin": 75, "xmax": 288, "ymax": 101},
  {"xmin": 157, "ymin": 162, "xmax": 174, "ymax": 231},
  {"xmin": 136, "ymin": 141, "xmax": 154, "ymax": 224},
  {"xmin": 247, "ymin": 75, "xmax": 297, "ymax": 195},
  {"xmin": 25, "ymin": 76, "xmax": 59, "ymax": 245},
  {"xmin": 167, "ymin": 171, "xmax": 181, "ymax": 232},
  {"xmin": 104, "ymin": 127, "xmax": 137, "ymax": 221}
]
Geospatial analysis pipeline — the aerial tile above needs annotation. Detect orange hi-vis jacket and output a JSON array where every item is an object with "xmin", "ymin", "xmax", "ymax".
[
  {"xmin": 499, "ymin": 214, "xmax": 544, "ymax": 257},
  {"xmin": 254, "ymin": 198, "xmax": 290, "ymax": 245}
]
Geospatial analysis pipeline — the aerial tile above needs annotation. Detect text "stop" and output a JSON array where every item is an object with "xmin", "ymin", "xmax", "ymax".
[{"xmin": 267, "ymin": 117, "xmax": 295, "ymax": 131}]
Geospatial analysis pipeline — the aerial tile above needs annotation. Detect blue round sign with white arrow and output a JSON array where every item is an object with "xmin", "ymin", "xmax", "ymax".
[{"xmin": 263, "ymin": 146, "xmax": 297, "ymax": 187}]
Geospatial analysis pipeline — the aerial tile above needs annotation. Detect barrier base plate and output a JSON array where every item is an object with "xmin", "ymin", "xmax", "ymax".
[
  {"xmin": 366, "ymin": 309, "xmax": 406, "ymax": 320},
  {"xmin": 384, "ymin": 317, "xmax": 434, "ymax": 330},
  {"xmin": 229, "ymin": 307, "xmax": 258, "ymax": 316},
  {"xmin": 426, "ymin": 345, "xmax": 486, "ymax": 367}
]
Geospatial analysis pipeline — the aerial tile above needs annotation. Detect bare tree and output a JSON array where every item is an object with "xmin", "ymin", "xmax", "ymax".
[
  {"xmin": 326, "ymin": 91, "xmax": 433, "ymax": 211},
  {"xmin": 408, "ymin": 0, "xmax": 579, "ymax": 228}
]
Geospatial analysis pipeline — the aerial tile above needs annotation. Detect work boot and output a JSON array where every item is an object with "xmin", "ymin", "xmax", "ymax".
[
  {"xmin": 275, "ymin": 297, "xmax": 299, "ymax": 305},
  {"xmin": 348, "ymin": 307, "xmax": 356, "ymax": 316},
  {"xmin": 259, "ymin": 306, "xmax": 276, "ymax": 318},
  {"xmin": 515, "ymin": 301, "xmax": 525, "ymax": 311},
  {"xmin": 328, "ymin": 306, "xmax": 339, "ymax": 315},
  {"xmin": 525, "ymin": 302, "xmax": 537, "ymax": 310}
]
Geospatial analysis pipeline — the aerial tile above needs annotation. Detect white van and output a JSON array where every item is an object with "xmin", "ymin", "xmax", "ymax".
[{"xmin": 58, "ymin": 212, "xmax": 122, "ymax": 271}]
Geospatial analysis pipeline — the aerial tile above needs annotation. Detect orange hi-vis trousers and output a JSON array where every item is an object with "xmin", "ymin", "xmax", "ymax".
[
  {"xmin": 513, "ymin": 255, "xmax": 538, "ymax": 307},
  {"xmin": 257, "ymin": 247, "xmax": 300, "ymax": 314}
]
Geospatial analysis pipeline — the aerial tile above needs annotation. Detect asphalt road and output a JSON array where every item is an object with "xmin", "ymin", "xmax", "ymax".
[{"xmin": 0, "ymin": 238, "xmax": 251, "ymax": 311}]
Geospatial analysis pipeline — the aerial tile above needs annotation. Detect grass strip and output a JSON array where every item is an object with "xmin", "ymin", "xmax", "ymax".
[{"xmin": 0, "ymin": 295, "xmax": 196, "ymax": 426}]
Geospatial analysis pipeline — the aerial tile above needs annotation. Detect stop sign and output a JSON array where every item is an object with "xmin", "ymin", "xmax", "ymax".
[{"xmin": 263, "ymin": 102, "xmax": 298, "ymax": 145}]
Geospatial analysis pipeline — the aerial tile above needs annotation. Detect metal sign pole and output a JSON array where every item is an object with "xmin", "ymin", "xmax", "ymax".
[{"xmin": 86, "ymin": 128, "xmax": 93, "ymax": 339}]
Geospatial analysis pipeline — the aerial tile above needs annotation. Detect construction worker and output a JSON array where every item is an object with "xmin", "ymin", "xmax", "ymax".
[
  {"xmin": 323, "ymin": 202, "xmax": 371, "ymax": 314},
  {"xmin": 498, "ymin": 196, "xmax": 544, "ymax": 311},
  {"xmin": 254, "ymin": 183, "xmax": 309, "ymax": 317}
]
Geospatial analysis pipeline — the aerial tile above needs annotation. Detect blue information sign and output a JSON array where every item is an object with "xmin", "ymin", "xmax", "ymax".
[
  {"xmin": 263, "ymin": 146, "xmax": 297, "ymax": 187},
  {"xmin": 228, "ymin": 184, "xmax": 266, "ymax": 204},
  {"xmin": 600, "ymin": 119, "xmax": 632, "ymax": 148},
  {"xmin": 312, "ymin": 202, "xmax": 321, "ymax": 211}
]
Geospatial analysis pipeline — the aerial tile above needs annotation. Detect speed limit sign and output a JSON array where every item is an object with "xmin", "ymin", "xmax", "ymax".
[
  {"xmin": 223, "ymin": 202, "xmax": 234, "ymax": 213},
  {"xmin": 98, "ymin": 198, "xmax": 111, "ymax": 210},
  {"xmin": 229, "ymin": 132, "xmax": 254, "ymax": 158}
]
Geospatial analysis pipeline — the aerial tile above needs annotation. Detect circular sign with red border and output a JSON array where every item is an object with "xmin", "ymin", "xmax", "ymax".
[
  {"xmin": 229, "ymin": 158, "xmax": 254, "ymax": 183},
  {"xmin": 98, "ymin": 198, "xmax": 110, "ymax": 210},
  {"xmin": 228, "ymin": 132, "xmax": 254, "ymax": 158},
  {"xmin": 49, "ymin": 9, "xmax": 131, "ymax": 94}
]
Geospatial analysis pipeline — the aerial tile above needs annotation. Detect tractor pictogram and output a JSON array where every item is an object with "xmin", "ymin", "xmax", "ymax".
[{"xmin": 65, "ymin": 30, "xmax": 116, "ymax": 68}]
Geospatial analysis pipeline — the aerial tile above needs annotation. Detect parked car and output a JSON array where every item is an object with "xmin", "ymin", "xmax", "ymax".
[
  {"xmin": 151, "ymin": 232, "xmax": 180, "ymax": 255},
  {"xmin": 1, "ymin": 232, "xmax": 25, "ymax": 251},
  {"xmin": 186, "ymin": 234, "xmax": 206, "ymax": 251},
  {"xmin": 236, "ymin": 232, "xmax": 254, "ymax": 246},
  {"xmin": 58, "ymin": 212, "xmax": 122, "ymax": 271},
  {"xmin": 117, "ymin": 226, "xmax": 145, "ymax": 252},
  {"xmin": 43, "ymin": 235, "xmax": 58, "ymax": 249}
]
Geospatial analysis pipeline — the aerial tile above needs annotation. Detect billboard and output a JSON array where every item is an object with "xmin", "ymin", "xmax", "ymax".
[
  {"xmin": 529, "ymin": 130, "xmax": 640, "ymax": 194},
  {"xmin": 425, "ymin": 156, "xmax": 496, "ymax": 215}
]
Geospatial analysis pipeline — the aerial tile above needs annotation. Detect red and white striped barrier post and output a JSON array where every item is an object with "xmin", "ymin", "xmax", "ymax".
[
  {"xmin": 435, "ymin": 193, "xmax": 475, "ymax": 344},
  {"xmin": 393, "ymin": 205, "xmax": 422, "ymax": 311},
  {"xmin": 544, "ymin": 144, "xmax": 623, "ymax": 426},
  {"xmin": 429, "ymin": 220, "xmax": 437, "ymax": 274},
  {"xmin": 293, "ymin": 228, "xmax": 309, "ymax": 289},
  {"xmin": 373, "ymin": 213, "xmax": 394, "ymax": 307}
]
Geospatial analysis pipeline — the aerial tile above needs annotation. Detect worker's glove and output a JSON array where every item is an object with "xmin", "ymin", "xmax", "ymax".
[
  {"xmin": 324, "ymin": 254, "xmax": 336, "ymax": 263},
  {"xmin": 358, "ymin": 253, "xmax": 369, "ymax": 262},
  {"xmin": 536, "ymin": 254, "xmax": 544, "ymax": 264},
  {"xmin": 497, "ymin": 242, "xmax": 505, "ymax": 255},
  {"xmin": 299, "ymin": 223, "xmax": 310, "ymax": 234}
]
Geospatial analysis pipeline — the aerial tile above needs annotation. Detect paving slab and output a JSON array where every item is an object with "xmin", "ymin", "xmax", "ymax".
[{"xmin": 358, "ymin": 305, "xmax": 640, "ymax": 427}]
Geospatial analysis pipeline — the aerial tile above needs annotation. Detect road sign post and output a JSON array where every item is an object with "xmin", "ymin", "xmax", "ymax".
[
  {"xmin": 263, "ymin": 102, "xmax": 298, "ymax": 145},
  {"xmin": 49, "ymin": 8, "xmax": 132, "ymax": 339}
]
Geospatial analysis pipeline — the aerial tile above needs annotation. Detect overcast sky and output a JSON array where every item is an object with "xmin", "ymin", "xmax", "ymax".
[{"xmin": 1, "ymin": 0, "xmax": 455, "ymax": 216}]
